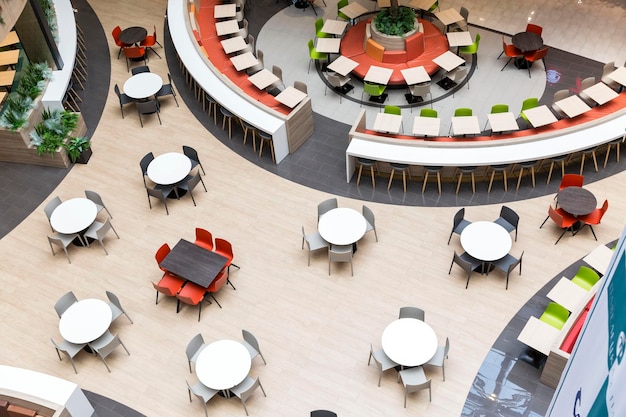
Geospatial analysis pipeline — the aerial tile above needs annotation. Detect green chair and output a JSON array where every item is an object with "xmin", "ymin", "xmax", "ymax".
[
  {"xmin": 361, "ymin": 82, "xmax": 387, "ymax": 108},
  {"xmin": 307, "ymin": 39, "xmax": 328, "ymax": 74},
  {"xmin": 454, "ymin": 108, "xmax": 472, "ymax": 117},
  {"xmin": 571, "ymin": 266, "xmax": 600, "ymax": 291},
  {"xmin": 520, "ymin": 97, "xmax": 539, "ymax": 125},
  {"xmin": 539, "ymin": 302, "xmax": 570, "ymax": 330},
  {"xmin": 337, "ymin": 0, "xmax": 350, "ymax": 21},
  {"xmin": 427, "ymin": 0, "xmax": 439, "ymax": 13},
  {"xmin": 420, "ymin": 108, "xmax": 438, "ymax": 118},
  {"xmin": 384, "ymin": 105, "xmax": 403, "ymax": 132},
  {"xmin": 315, "ymin": 18, "xmax": 331, "ymax": 38},
  {"xmin": 459, "ymin": 33, "xmax": 481, "ymax": 67}
]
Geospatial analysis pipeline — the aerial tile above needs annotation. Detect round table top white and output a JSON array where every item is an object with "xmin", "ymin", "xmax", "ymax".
[
  {"xmin": 50, "ymin": 198, "xmax": 98, "ymax": 234},
  {"xmin": 59, "ymin": 299, "xmax": 112, "ymax": 344},
  {"xmin": 123, "ymin": 72, "xmax": 163, "ymax": 100},
  {"xmin": 382, "ymin": 318, "xmax": 438, "ymax": 367},
  {"xmin": 196, "ymin": 340, "xmax": 252, "ymax": 390},
  {"xmin": 147, "ymin": 152, "xmax": 192, "ymax": 185},
  {"xmin": 318, "ymin": 208, "xmax": 367, "ymax": 246},
  {"xmin": 460, "ymin": 221, "xmax": 512, "ymax": 262}
]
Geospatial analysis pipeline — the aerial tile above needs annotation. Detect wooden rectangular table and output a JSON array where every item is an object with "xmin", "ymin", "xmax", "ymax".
[
  {"xmin": 0, "ymin": 50, "xmax": 20, "ymax": 68},
  {"xmin": 275, "ymin": 86, "xmax": 307, "ymax": 108},
  {"xmin": 486, "ymin": 112, "xmax": 519, "ymax": 133},
  {"xmin": 327, "ymin": 56, "xmax": 358, "ymax": 76},
  {"xmin": 446, "ymin": 31, "xmax": 473, "ymax": 48},
  {"xmin": 373, "ymin": 113, "xmax": 402, "ymax": 134},
  {"xmin": 230, "ymin": 52, "xmax": 259, "ymax": 71},
  {"xmin": 517, "ymin": 316, "xmax": 561, "ymax": 356},
  {"xmin": 553, "ymin": 95, "xmax": 591, "ymax": 118},
  {"xmin": 339, "ymin": 2, "xmax": 368, "ymax": 20},
  {"xmin": 607, "ymin": 66, "xmax": 626, "ymax": 90},
  {"xmin": 400, "ymin": 66, "xmax": 430, "ymax": 85},
  {"xmin": 433, "ymin": 50, "xmax": 465, "ymax": 72},
  {"xmin": 214, "ymin": 4, "xmax": 237, "ymax": 18},
  {"xmin": 321, "ymin": 19, "xmax": 348, "ymax": 36},
  {"xmin": 407, "ymin": 0, "xmax": 437, "ymax": 11},
  {"xmin": 412, "ymin": 116, "xmax": 440, "ymax": 136},
  {"xmin": 160, "ymin": 239, "xmax": 229, "ymax": 288},
  {"xmin": 451, "ymin": 115, "xmax": 480, "ymax": 136},
  {"xmin": 435, "ymin": 8, "xmax": 464, "ymax": 31},
  {"xmin": 522, "ymin": 105, "xmax": 558, "ymax": 128},
  {"xmin": 0, "ymin": 31, "xmax": 19, "ymax": 48},
  {"xmin": 221, "ymin": 36, "xmax": 247, "ymax": 54},
  {"xmin": 216, "ymin": 20, "xmax": 240, "ymax": 36},
  {"xmin": 0, "ymin": 70, "xmax": 16, "ymax": 89},
  {"xmin": 581, "ymin": 82, "xmax": 619, "ymax": 106},
  {"xmin": 248, "ymin": 68, "xmax": 280, "ymax": 90},
  {"xmin": 546, "ymin": 277, "xmax": 589, "ymax": 312},
  {"xmin": 316, "ymin": 38, "xmax": 341, "ymax": 53},
  {"xmin": 364, "ymin": 66, "xmax": 393, "ymax": 85}
]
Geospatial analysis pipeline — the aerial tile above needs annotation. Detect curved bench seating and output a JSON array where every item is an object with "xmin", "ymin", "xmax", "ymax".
[{"xmin": 341, "ymin": 18, "xmax": 449, "ymax": 85}]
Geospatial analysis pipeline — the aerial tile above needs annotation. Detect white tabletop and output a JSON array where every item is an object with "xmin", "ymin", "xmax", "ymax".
[
  {"xmin": 446, "ymin": 31, "xmax": 473, "ymax": 47},
  {"xmin": 487, "ymin": 112, "xmax": 519, "ymax": 132},
  {"xmin": 327, "ymin": 56, "xmax": 358, "ymax": 76},
  {"xmin": 275, "ymin": 86, "xmax": 307, "ymax": 108},
  {"xmin": 460, "ymin": 221, "xmax": 512, "ymax": 262},
  {"xmin": 318, "ymin": 207, "xmax": 367, "ymax": 246},
  {"xmin": 339, "ymin": 2, "xmax": 368, "ymax": 19},
  {"xmin": 546, "ymin": 277, "xmax": 589, "ymax": 312},
  {"xmin": 400, "ymin": 66, "xmax": 430, "ymax": 85},
  {"xmin": 196, "ymin": 340, "xmax": 252, "ymax": 390},
  {"xmin": 451, "ymin": 115, "xmax": 481, "ymax": 135},
  {"xmin": 433, "ymin": 50, "xmax": 465, "ymax": 72},
  {"xmin": 50, "ymin": 198, "xmax": 98, "ymax": 234},
  {"xmin": 607, "ymin": 66, "xmax": 626, "ymax": 87},
  {"xmin": 522, "ymin": 105, "xmax": 558, "ymax": 128},
  {"xmin": 373, "ymin": 112, "xmax": 402, "ymax": 134},
  {"xmin": 230, "ymin": 52, "xmax": 259, "ymax": 71},
  {"xmin": 382, "ymin": 318, "xmax": 438, "ymax": 366},
  {"xmin": 221, "ymin": 36, "xmax": 247, "ymax": 54},
  {"xmin": 408, "ymin": 0, "xmax": 436, "ymax": 9},
  {"xmin": 214, "ymin": 3, "xmax": 236, "ymax": 18},
  {"xmin": 123, "ymin": 73, "xmax": 163, "ymax": 100},
  {"xmin": 316, "ymin": 38, "xmax": 341, "ymax": 54},
  {"xmin": 364, "ymin": 66, "xmax": 394, "ymax": 85},
  {"xmin": 321, "ymin": 19, "xmax": 348, "ymax": 36},
  {"xmin": 248, "ymin": 68, "xmax": 280, "ymax": 90},
  {"xmin": 147, "ymin": 152, "xmax": 192, "ymax": 185},
  {"xmin": 554, "ymin": 95, "xmax": 591, "ymax": 118},
  {"xmin": 583, "ymin": 244, "xmax": 614, "ymax": 276},
  {"xmin": 582, "ymin": 82, "xmax": 619, "ymax": 105},
  {"xmin": 59, "ymin": 299, "xmax": 112, "ymax": 344},
  {"xmin": 517, "ymin": 316, "xmax": 561, "ymax": 356},
  {"xmin": 215, "ymin": 20, "xmax": 240, "ymax": 36},
  {"xmin": 435, "ymin": 8, "xmax": 464, "ymax": 26},
  {"xmin": 412, "ymin": 116, "xmax": 440, "ymax": 136}
]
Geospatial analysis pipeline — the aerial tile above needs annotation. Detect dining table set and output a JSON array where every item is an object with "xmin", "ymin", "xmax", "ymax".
[
  {"xmin": 147, "ymin": 151, "xmax": 192, "ymax": 197},
  {"xmin": 318, "ymin": 206, "xmax": 367, "ymax": 253},
  {"xmin": 123, "ymin": 71, "xmax": 163, "ymax": 101}
]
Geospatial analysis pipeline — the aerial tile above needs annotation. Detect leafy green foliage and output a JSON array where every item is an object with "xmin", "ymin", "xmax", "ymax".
[
  {"xmin": 0, "ymin": 62, "xmax": 52, "ymax": 130},
  {"xmin": 29, "ymin": 108, "xmax": 80, "ymax": 156},
  {"xmin": 38, "ymin": 0, "xmax": 58, "ymax": 39},
  {"xmin": 64, "ymin": 136, "xmax": 91, "ymax": 163},
  {"xmin": 373, "ymin": 7, "xmax": 416, "ymax": 36}
]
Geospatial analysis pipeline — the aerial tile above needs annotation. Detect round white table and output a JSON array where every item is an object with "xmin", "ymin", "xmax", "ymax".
[
  {"xmin": 59, "ymin": 299, "xmax": 112, "ymax": 344},
  {"xmin": 318, "ymin": 208, "xmax": 367, "ymax": 246},
  {"xmin": 50, "ymin": 198, "xmax": 98, "ymax": 235},
  {"xmin": 147, "ymin": 152, "xmax": 192, "ymax": 185},
  {"xmin": 382, "ymin": 318, "xmax": 438, "ymax": 367},
  {"xmin": 460, "ymin": 221, "xmax": 512, "ymax": 262},
  {"xmin": 123, "ymin": 72, "xmax": 163, "ymax": 100},
  {"xmin": 195, "ymin": 340, "xmax": 251, "ymax": 391}
]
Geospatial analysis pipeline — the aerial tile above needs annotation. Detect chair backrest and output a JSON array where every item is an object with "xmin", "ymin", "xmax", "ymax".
[
  {"xmin": 329, "ymin": 245, "xmax": 352, "ymax": 262},
  {"xmin": 186, "ymin": 173, "xmax": 202, "ymax": 191},
  {"xmin": 452, "ymin": 67, "xmax": 467, "ymax": 83},
  {"xmin": 559, "ymin": 173, "xmax": 584, "ymax": 190},
  {"xmin": 315, "ymin": 18, "xmax": 324, "ymax": 33},
  {"xmin": 106, "ymin": 290, "xmax": 123, "ymax": 311},
  {"xmin": 453, "ymin": 251, "xmax": 472, "ymax": 273},
  {"xmin": 602, "ymin": 61, "xmax": 616, "ymax": 77},
  {"xmin": 239, "ymin": 377, "xmax": 262, "ymax": 402},
  {"xmin": 443, "ymin": 337, "xmax": 450, "ymax": 357},
  {"xmin": 365, "ymin": 38, "xmax": 385, "ymax": 62},
  {"xmin": 307, "ymin": 39, "xmax": 315, "ymax": 55},
  {"xmin": 140, "ymin": 152, "xmax": 154, "ymax": 176},
  {"xmin": 44, "ymin": 196, "xmax": 63, "ymax": 220},
  {"xmin": 521, "ymin": 97, "xmax": 539, "ymax": 111},
  {"xmin": 208, "ymin": 270, "xmax": 228, "ymax": 292},
  {"xmin": 552, "ymin": 89, "xmax": 569, "ymax": 104},
  {"xmin": 137, "ymin": 99, "xmax": 159, "ymax": 115},
  {"xmin": 214, "ymin": 238, "xmax": 234, "ymax": 260},
  {"xmin": 155, "ymin": 243, "xmax": 171, "ymax": 265},
  {"xmin": 242, "ymin": 329, "xmax": 261, "ymax": 352},
  {"xmin": 500, "ymin": 205, "xmax": 519, "ymax": 227},
  {"xmin": 337, "ymin": 0, "xmax": 348, "ymax": 10},
  {"xmin": 575, "ymin": 266, "xmax": 600, "ymax": 287},
  {"xmin": 369, "ymin": 343, "xmax": 383, "ymax": 369},
  {"xmin": 272, "ymin": 65, "xmax": 283, "ymax": 82},
  {"xmin": 362, "ymin": 205, "xmax": 375, "ymax": 228},
  {"xmin": 152, "ymin": 280, "xmax": 177, "ymax": 297},
  {"xmin": 124, "ymin": 46, "xmax": 145, "ymax": 59},
  {"xmin": 131, "ymin": 65, "xmax": 150, "ymax": 75},
  {"xmin": 195, "ymin": 227, "xmax": 213, "ymax": 249},
  {"xmin": 246, "ymin": 33, "xmax": 256, "ymax": 54},
  {"xmin": 318, "ymin": 198, "xmax": 338, "ymax": 219},
  {"xmin": 548, "ymin": 205, "xmax": 564, "ymax": 227},
  {"xmin": 525, "ymin": 23, "xmax": 543, "ymax": 36},
  {"xmin": 182, "ymin": 145, "xmax": 199, "ymax": 163},
  {"xmin": 420, "ymin": 108, "xmax": 437, "ymax": 118},
  {"xmin": 531, "ymin": 46, "xmax": 548, "ymax": 61},
  {"xmin": 96, "ymin": 219, "xmax": 115, "ymax": 240},
  {"xmin": 54, "ymin": 291, "xmax": 78, "ymax": 317},
  {"xmin": 294, "ymin": 81, "xmax": 308, "ymax": 94},
  {"xmin": 580, "ymin": 76, "xmax": 595, "ymax": 90},
  {"xmin": 384, "ymin": 105, "xmax": 401, "ymax": 116},
  {"xmin": 600, "ymin": 199, "xmax": 609, "ymax": 215},
  {"xmin": 311, "ymin": 410, "xmax": 337, "ymax": 417},
  {"xmin": 112, "ymin": 25, "xmax": 121, "ymax": 40},
  {"xmin": 490, "ymin": 104, "xmax": 509, "ymax": 114},
  {"xmin": 409, "ymin": 82, "xmax": 430, "ymax": 98},
  {"xmin": 399, "ymin": 306, "xmax": 425, "ymax": 321},
  {"xmin": 84, "ymin": 190, "xmax": 104, "ymax": 207},
  {"xmin": 114, "ymin": 83, "xmax": 122, "ymax": 99},
  {"xmin": 93, "ymin": 331, "xmax": 122, "ymax": 358},
  {"xmin": 454, "ymin": 108, "xmax": 472, "ymax": 117},
  {"xmin": 186, "ymin": 333, "xmax": 205, "ymax": 360},
  {"xmin": 459, "ymin": 6, "xmax": 469, "ymax": 21},
  {"xmin": 453, "ymin": 208, "xmax": 465, "ymax": 229}
]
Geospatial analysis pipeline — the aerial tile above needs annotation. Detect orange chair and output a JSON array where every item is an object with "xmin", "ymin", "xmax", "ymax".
[
  {"xmin": 525, "ymin": 23, "xmax": 543, "ymax": 37},
  {"xmin": 498, "ymin": 36, "xmax": 522, "ymax": 71},
  {"xmin": 123, "ymin": 46, "xmax": 147, "ymax": 72},
  {"xmin": 176, "ymin": 282, "xmax": 208, "ymax": 321},
  {"xmin": 112, "ymin": 25, "xmax": 131, "ymax": 58},
  {"xmin": 207, "ymin": 270, "xmax": 229, "ymax": 308},
  {"xmin": 152, "ymin": 273, "xmax": 185, "ymax": 304},
  {"xmin": 194, "ymin": 228, "xmax": 214, "ymax": 251},
  {"xmin": 522, "ymin": 47, "xmax": 549, "ymax": 78},
  {"xmin": 540, "ymin": 205, "xmax": 578, "ymax": 244},
  {"xmin": 214, "ymin": 238, "xmax": 240, "ymax": 288},
  {"xmin": 140, "ymin": 25, "xmax": 162, "ymax": 59},
  {"xmin": 577, "ymin": 200, "xmax": 609, "ymax": 241},
  {"xmin": 559, "ymin": 174, "xmax": 584, "ymax": 191},
  {"xmin": 155, "ymin": 243, "xmax": 171, "ymax": 272}
]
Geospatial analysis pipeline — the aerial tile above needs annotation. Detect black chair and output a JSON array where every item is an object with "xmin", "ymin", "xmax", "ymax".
[
  {"xmin": 494, "ymin": 205, "xmax": 520, "ymax": 241},
  {"xmin": 156, "ymin": 73, "xmax": 179, "ymax": 107},
  {"xmin": 131, "ymin": 65, "xmax": 150, "ymax": 76},
  {"xmin": 448, "ymin": 208, "xmax": 471, "ymax": 244},
  {"xmin": 136, "ymin": 99, "xmax": 162, "ymax": 127},
  {"xmin": 449, "ymin": 251, "xmax": 483, "ymax": 289},
  {"xmin": 145, "ymin": 185, "xmax": 173, "ymax": 215},
  {"xmin": 182, "ymin": 145, "xmax": 206, "ymax": 175},
  {"xmin": 114, "ymin": 84, "xmax": 135, "ymax": 118},
  {"xmin": 177, "ymin": 173, "xmax": 207, "ymax": 206},
  {"xmin": 489, "ymin": 251, "xmax": 523, "ymax": 290}
]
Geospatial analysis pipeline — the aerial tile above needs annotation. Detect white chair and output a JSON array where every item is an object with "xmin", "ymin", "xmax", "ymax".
[
  {"xmin": 325, "ymin": 73, "xmax": 352, "ymax": 103},
  {"xmin": 51, "ymin": 338, "xmax": 86, "ymax": 374},
  {"xmin": 399, "ymin": 306, "xmax": 425, "ymax": 321},
  {"xmin": 578, "ymin": 76, "xmax": 597, "ymax": 106},
  {"xmin": 242, "ymin": 329, "xmax": 267, "ymax": 364},
  {"xmin": 230, "ymin": 376, "xmax": 266, "ymax": 416},
  {"xmin": 106, "ymin": 291, "xmax": 133, "ymax": 324},
  {"xmin": 302, "ymin": 226, "xmax": 329, "ymax": 266},
  {"xmin": 328, "ymin": 244, "xmax": 353, "ymax": 276},
  {"xmin": 54, "ymin": 291, "xmax": 78, "ymax": 317},
  {"xmin": 362, "ymin": 205, "xmax": 378, "ymax": 242},
  {"xmin": 399, "ymin": 366, "xmax": 431, "ymax": 407},
  {"xmin": 48, "ymin": 233, "xmax": 83, "ymax": 264},
  {"xmin": 408, "ymin": 82, "xmax": 432, "ymax": 111},
  {"xmin": 44, "ymin": 196, "xmax": 62, "ymax": 231},
  {"xmin": 84, "ymin": 218, "xmax": 120, "ymax": 255},
  {"xmin": 317, "ymin": 198, "xmax": 338, "ymax": 223},
  {"xmin": 85, "ymin": 190, "xmax": 113, "ymax": 218},
  {"xmin": 186, "ymin": 333, "xmax": 206, "ymax": 373},
  {"xmin": 88, "ymin": 330, "xmax": 130, "ymax": 372},
  {"xmin": 186, "ymin": 380, "xmax": 219, "ymax": 417},
  {"xmin": 425, "ymin": 337, "xmax": 450, "ymax": 380},
  {"xmin": 368, "ymin": 344, "xmax": 398, "ymax": 386}
]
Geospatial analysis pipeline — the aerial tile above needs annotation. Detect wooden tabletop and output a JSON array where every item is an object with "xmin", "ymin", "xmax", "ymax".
[
  {"xmin": 119, "ymin": 26, "xmax": 147, "ymax": 45},
  {"xmin": 557, "ymin": 186, "xmax": 597, "ymax": 217},
  {"xmin": 512, "ymin": 31, "xmax": 543, "ymax": 52},
  {"xmin": 159, "ymin": 239, "xmax": 229, "ymax": 287}
]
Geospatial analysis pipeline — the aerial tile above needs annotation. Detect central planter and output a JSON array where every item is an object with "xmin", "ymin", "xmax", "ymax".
[{"xmin": 371, "ymin": 18, "xmax": 420, "ymax": 50}]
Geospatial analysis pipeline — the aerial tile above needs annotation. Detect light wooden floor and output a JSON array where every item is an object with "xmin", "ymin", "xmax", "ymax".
[{"xmin": 0, "ymin": 1, "xmax": 624, "ymax": 417}]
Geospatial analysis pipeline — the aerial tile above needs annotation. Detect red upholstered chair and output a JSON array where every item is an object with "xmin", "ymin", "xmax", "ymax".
[
  {"xmin": 194, "ymin": 227, "xmax": 214, "ymax": 251},
  {"xmin": 540, "ymin": 205, "xmax": 578, "ymax": 244},
  {"xmin": 112, "ymin": 25, "xmax": 131, "ymax": 58},
  {"xmin": 558, "ymin": 174, "xmax": 584, "ymax": 191},
  {"xmin": 176, "ymin": 281, "xmax": 208, "ymax": 321},
  {"xmin": 522, "ymin": 47, "xmax": 548, "ymax": 79},
  {"xmin": 140, "ymin": 25, "xmax": 162, "ymax": 59},
  {"xmin": 577, "ymin": 200, "xmax": 609, "ymax": 241},
  {"xmin": 123, "ymin": 46, "xmax": 147, "ymax": 72},
  {"xmin": 214, "ymin": 238, "xmax": 240, "ymax": 288},
  {"xmin": 525, "ymin": 23, "xmax": 543, "ymax": 37},
  {"xmin": 155, "ymin": 243, "xmax": 171, "ymax": 272},
  {"xmin": 498, "ymin": 36, "xmax": 522, "ymax": 71},
  {"xmin": 207, "ymin": 270, "xmax": 229, "ymax": 308},
  {"xmin": 152, "ymin": 273, "xmax": 185, "ymax": 304}
]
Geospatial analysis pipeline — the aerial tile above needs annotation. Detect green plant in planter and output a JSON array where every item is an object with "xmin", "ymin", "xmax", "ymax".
[
  {"xmin": 374, "ymin": 6, "xmax": 416, "ymax": 36},
  {"xmin": 30, "ymin": 108, "xmax": 80, "ymax": 156},
  {"xmin": 64, "ymin": 136, "xmax": 91, "ymax": 163},
  {"xmin": 0, "ymin": 62, "xmax": 53, "ymax": 130},
  {"xmin": 0, "ymin": 95, "xmax": 34, "ymax": 130}
]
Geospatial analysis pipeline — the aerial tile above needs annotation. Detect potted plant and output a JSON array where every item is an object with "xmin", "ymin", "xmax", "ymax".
[
  {"xmin": 64, "ymin": 136, "xmax": 92, "ymax": 164},
  {"xmin": 373, "ymin": 6, "xmax": 416, "ymax": 36}
]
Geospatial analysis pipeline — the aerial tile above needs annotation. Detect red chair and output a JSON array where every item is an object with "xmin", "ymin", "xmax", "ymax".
[
  {"xmin": 155, "ymin": 243, "xmax": 171, "ymax": 272},
  {"xmin": 577, "ymin": 200, "xmax": 609, "ymax": 241},
  {"xmin": 498, "ymin": 36, "xmax": 522, "ymax": 71},
  {"xmin": 152, "ymin": 273, "xmax": 185, "ymax": 304},
  {"xmin": 558, "ymin": 173, "xmax": 584, "ymax": 191},
  {"xmin": 176, "ymin": 282, "xmax": 208, "ymax": 321},
  {"xmin": 207, "ymin": 270, "xmax": 229, "ymax": 308},
  {"xmin": 140, "ymin": 25, "xmax": 162, "ymax": 59},
  {"xmin": 525, "ymin": 23, "xmax": 543, "ymax": 37},
  {"xmin": 540, "ymin": 205, "xmax": 578, "ymax": 244},
  {"xmin": 123, "ymin": 46, "xmax": 147, "ymax": 72},
  {"xmin": 214, "ymin": 238, "xmax": 240, "ymax": 289},
  {"xmin": 194, "ymin": 227, "xmax": 214, "ymax": 251},
  {"xmin": 523, "ymin": 47, "xmax": 549, "ymax": 79},
  {"xmin": 112, "ymin": 25, "xmax": 131, "ymax": 58}
]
